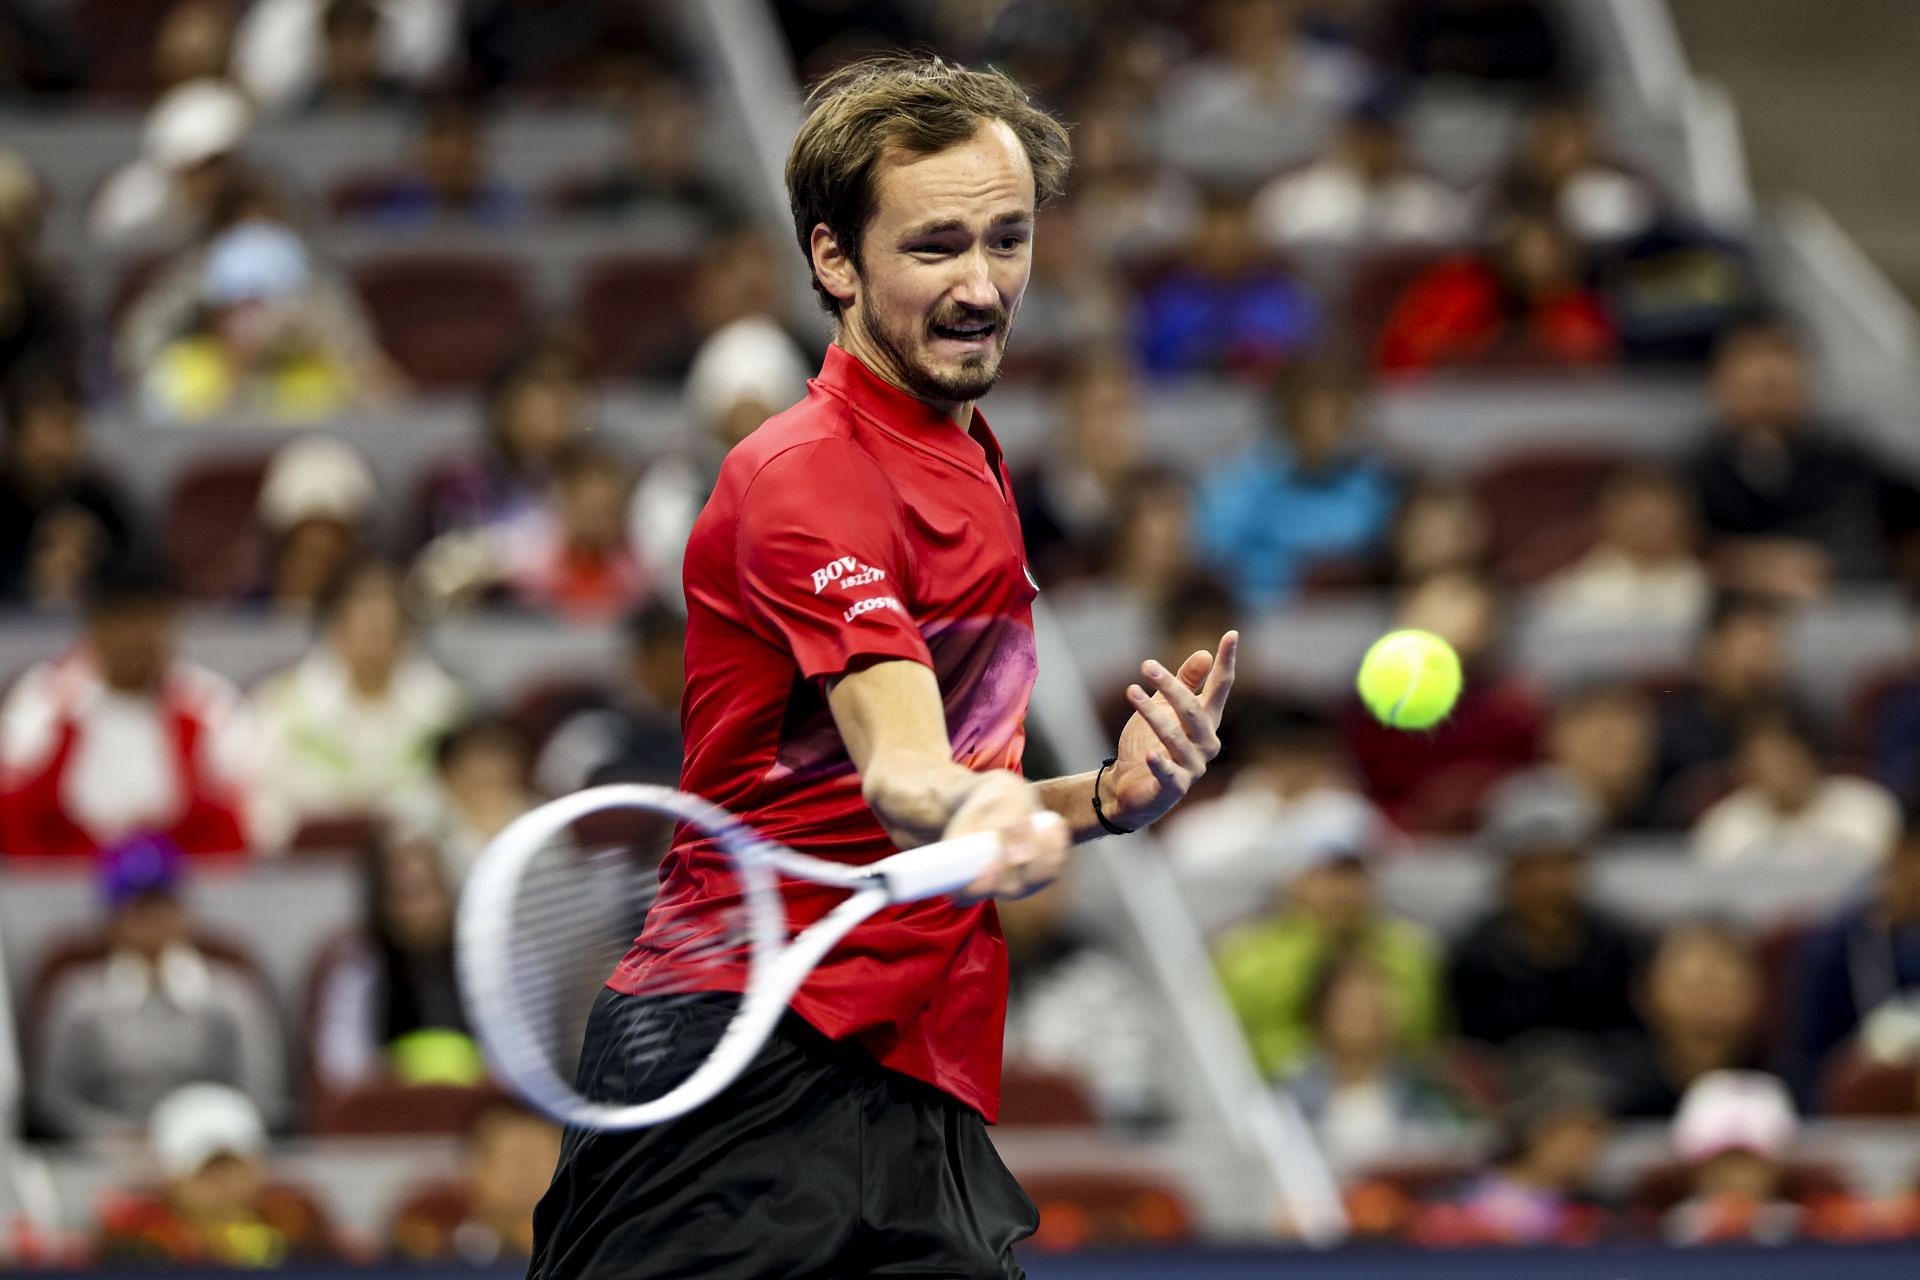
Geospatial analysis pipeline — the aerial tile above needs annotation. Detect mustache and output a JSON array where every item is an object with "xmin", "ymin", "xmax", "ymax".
[{"xmin": 927, "ymin": 306, "xmax": 1008, "ymax": 331}]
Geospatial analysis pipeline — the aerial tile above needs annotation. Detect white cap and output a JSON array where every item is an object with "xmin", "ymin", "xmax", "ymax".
[
  {"xmin": 259, "ymin": 436, "xmax": 378, "ymax": 530},
  {"xmin": 144, "ymin": 78, "xmax": 252, "ymax": 172},
  {"xmin": 149, "ymin": 1083, "xmax": 268, "ymax": 1180},
  {"xmin": 1672, "ymin": 1070, "xmax": 1798, "ymax": 1164},
  {"xmin": 1274, "ymin": 790, "xmax": 1386, "ymax": 879},
  {"xmin": 683, "ymin": 316, "xmax": 810, "ymax": 435}
]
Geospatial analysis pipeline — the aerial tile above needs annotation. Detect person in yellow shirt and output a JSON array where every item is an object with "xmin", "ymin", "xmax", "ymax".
[{"xmin": 144, "ymin": 219, "xmax": 357, "ymax": 424}]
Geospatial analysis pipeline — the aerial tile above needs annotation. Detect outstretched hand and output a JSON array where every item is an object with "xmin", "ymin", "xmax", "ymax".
[{"xmin": 1101, "ymin": 630, "xmax": 1238, "ymax": 832}]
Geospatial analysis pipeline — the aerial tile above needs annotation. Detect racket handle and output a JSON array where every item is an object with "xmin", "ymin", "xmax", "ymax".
[{"xmin": 873, "ymin": 812, "xmax": 1066, "ymax": 903}]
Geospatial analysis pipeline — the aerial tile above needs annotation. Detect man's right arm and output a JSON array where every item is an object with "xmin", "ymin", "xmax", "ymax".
[{"xmin": 827, "ymin": 659, "xmax": 1067, "ymax": 898}]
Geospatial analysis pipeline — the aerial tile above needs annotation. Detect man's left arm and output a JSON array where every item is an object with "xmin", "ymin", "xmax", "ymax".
[{"xmin": 1033, "ymin": 631, "xmax": 1238, "ymax": 842}]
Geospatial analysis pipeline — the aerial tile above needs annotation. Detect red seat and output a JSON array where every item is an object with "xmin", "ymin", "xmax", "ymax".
[
  {"xmin": 1819, "ymin": 1046, "xmax": 1920, "ymax": 1117},
  {"xmin": 288, "ymin": 815, "xmax": 380, "ymax": 856},
  {"xmin": 1347, "ymin": 246, "xmax": 1450, "ymax": 349},
  {"xmin": 310, "ymin": 1082, "xmax": 506, "ymax": 1136},
  {"xmin": 1021, "ymin": 1170, "xmax": 1193, "ymax": 1250},
  {"xmin": 387, "ymin": 1177, "xmax": 475, "ymax": 1260},
  {"xmin": 356, "ymin": 256, "xmax": 530, "ymax": 387},
  {"xmin": 74, "ymin": 0, "xmax": 174, "ymax": 98},
  {"xmin": 508, "ymin": 677, "xmax": 616, "ymax": 761},
  {"xmin": 164, "ymin": 454, "xmax": 274, "ymax": 600},
  {"xmin": 1843, "ymin": 661, "xmax": 1917, "ymax": 763},
  {"xmin": 996, "ymin": 1063, "xmax": 1100, "ymax": 1128},
  {"xmin": 1754, "ymin": 919, "xmax": 1815, "ymax": 1060},
  {"xmin": 575, "ymin": 254, "xmax": 699, "ymax": 378},
  {"xmin": 1471, "ymin": 448, "xmax": 1625, "ymax": 583}
]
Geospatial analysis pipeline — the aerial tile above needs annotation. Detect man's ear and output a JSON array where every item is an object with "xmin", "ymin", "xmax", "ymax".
[{"xmin": 810, "ymin": 224, "xmax": 859, "ymax": 310}]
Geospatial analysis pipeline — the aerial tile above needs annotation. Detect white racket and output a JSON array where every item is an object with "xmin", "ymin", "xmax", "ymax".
[{"xmin": 455, "ymin": 782, "xmax": 1055, "ymax": 1131}]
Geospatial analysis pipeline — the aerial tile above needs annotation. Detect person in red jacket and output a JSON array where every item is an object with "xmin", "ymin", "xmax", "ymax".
[
  {"xmin": 0, "ymin": 569, "xmax": 255, "ymax": 857},
  {"xmin": 1376, "ymin": 204, "xmax": 1617, "ymax": 376}
]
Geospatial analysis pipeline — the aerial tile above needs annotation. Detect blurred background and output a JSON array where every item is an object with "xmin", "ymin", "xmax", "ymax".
[{"xmin": 1, "ymin": 0, "xmax": 1920, "ymax": 1276}]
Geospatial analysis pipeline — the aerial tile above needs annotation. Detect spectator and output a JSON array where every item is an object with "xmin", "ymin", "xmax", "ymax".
[
  {"xmin": 398, "ymin": 716, "xmax": 536, "ymax": 882},
  {"xmin": 1376, "ymin": 205, "xmax": 1616, "ymax": 375},
  {"xmin": 338, "ymin": 95, "xmax": 523, "ymax": 227},
  {"xmin": 1449, "ymin": 778, "xmax": 1641, "ymax": 1048},
  {"xmin": 32, "ymin": 839, "xmax": 285, "ymax": 1139},
  {"xmin": 1790, "ymin": 822, "xmax": 1920, "ymax": 1090},
  {"xmin": 1005, "ymin": 197, "xmax": 1132, "ymax": 365},
  {"xmin": 1000, "ymin": 879, "xmax": 1166, "ymax": 1128},
  {"xmin": 555, "ymin": 75, "xmax": 733, "ymax": 222},
  {"xmin": 1492, "ymin": 96, "xmax": 1658, "ymax": 245},
  {"xmin": 1345, "ymin": 571, "xmax": 1543, "ymax": 830},
  {"xmin": 631, "ymin": 315, "xmax": 811, "ymax": 600},
  {"xmin": 0, "ymin": 0, "xmax": 77, "ymax": 98},
  {"xmin": 648, "ymin": 224, "xmax": 795, "ymax": 379},
  {"xmin": 1529, "ymin": 683, "xmax": 1660, "ymax": 832},
  {"xmin": 1597, "ymin": 216, "xmax": 1767, "ymax": 367},
  {"xmin": 1135, "ymin": 186, "xmax": 1323, "ymax": 381},
  {"xmin": 1692, "ymin": 708, "xmax": 1899, "ymax": 869},
  {"xmin": 251, "ymin": 561, "xmax": 466, "ymax": 851},
  {"xmin": 139, "ymin": 219, "xmax": 366, "ymax": 424},
  {"xmin": 89, "ymin": 78, "xmax": 256, "ymax": 249},
  {"xmin": 1156, "ymin": 0, "xmax": 1369, "ymax": 151},
  {"xmin": 234, "ymin": 0, "xmax": 455, "ymax": 113},
  {"xmin": 309, "ymin": 832, "xmax": 478, "ymax": 1096},
  {"xmin": 297, "ymin": 0, "xmax": 411, "ymax": 111},
  {"xmin": 152, "ymin": 0, "xmax": 237, "ymax": 94},
  {"xmin": 1380, "ymin": 477, "xmax": 1492, "ymax": 585},
  {"xmin": 1686, "ymin": 319, "xmax": 1899, "ymax": 595},
  {"xmin": 1066, "ymin": 95, "xmax": 1198, "ymax": 264},
  {"xmin": 416, "ymin": 440, "xmax": 650, "ymax": 622},
  {"xmin": 1014, "ymin": 351, "xmax": 1146, "ymax": 589},
  {"xmin": 1374, "ymin": 0, "xmax": 1573, "ymax": 90},
  {"xmin": 0, "ymin": 366, "xmax": 135, "ymax": 608},
  {"xmin": 462, "ymin": 0, "xmax": 657, "ymax": 97},
  {"xmin": 1099, "ymin": 465, "xmax": 1200, "ymax": 619},
  {"xmin": 1165, "ymin": 699, "xmax": 1373, "ymax": 921},
  {"xmin": 389, "ymin": 1100, "xmax": 561, "ymax": 1263},
  {"xmin": 1661, "ymin": 1071, "xmax": 1820, "ymax": 1245},
  {"xmin": 1652, "ymin": 593, "xmax": 1794, "ymax": 826},
  {"xmin": 421, "ymin": 335, "xmax": 589, "ymax": 545},
  {"xmin": 1194, "ymin": 355, "xmax": 1399, "ymax": 608},
  {"xmin": 534, "ymin": 603, "xmax": 686, "ymax": 796},
  {"xmin": 0, "ymin": 159, "xmax": 74, "ymax": 391},
  {"xmin": 94, "ymin": 1084, "xmax": 331, "ymax": 1265},
  {"xmin": 1287, "ymin": 949, "xmax": 1466, "ymax": 1172},
  {"xmin": 1415, "ymin": 1047, "xmax": 1612, "ymax": 1247},
  {"xmin": 1215, "ymin": 794, "xmax": 1443, "ymax": 1079},
  {"xmin": 1538, "ymin": 465, "xmax": 1710, "ymax": 630},
  {"xmin": 254, "ymin": 435, "xmax": 378, "ymax": 614},
  {"xmin": 1607, "ymin": 922, "xmax": 1767, "ymax": 1119},
  {"xmin": 1158, "ymin": 575, "xmax": 1241, "ymax": 687},
  {"xmin": 0, "ymin": 570, "xmax": 255, "ymax": 858},
  {"xmin": 1867, "ymin": 626, "xmax": 1920, "ymax": 808},
  {"xmin": 1252, "ymin": 90, "xmax": 1469, "ymax": 251}
]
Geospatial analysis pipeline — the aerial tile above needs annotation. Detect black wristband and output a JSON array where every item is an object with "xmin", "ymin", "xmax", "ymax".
[{"xmin": 1092, "ymin": 756, "xmax": 1135, "ymax": 836}]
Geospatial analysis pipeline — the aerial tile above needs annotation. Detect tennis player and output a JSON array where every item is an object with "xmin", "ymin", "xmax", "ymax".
[{"xmin": 529, "ymin": 54, "xmax": 1237, "ymax": 1279}]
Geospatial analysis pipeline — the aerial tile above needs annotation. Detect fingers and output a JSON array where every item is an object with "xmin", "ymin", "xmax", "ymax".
[
  {"xmin": 1200, "ymin": 630, "xmax": 1239, "ymax": 716},
  {"xmin": 1125, "ymin": 680, "xmax": 1210, "ymax": 773},
  {"xmin": 1136, "ymin": 660, "xmax": 1222, "ymax": 759}
]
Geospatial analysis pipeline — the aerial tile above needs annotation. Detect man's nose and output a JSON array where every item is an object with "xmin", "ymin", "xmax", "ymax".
[{"xmin": 950, "ymin": 250, "xmax": 997, "ymax": 311}]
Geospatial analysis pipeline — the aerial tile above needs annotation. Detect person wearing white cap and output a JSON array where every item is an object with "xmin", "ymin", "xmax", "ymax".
[
  {"xmin": 1663, "ymin": 1070, "xmax": 1810, "ymax": 1245},
  {"xmin": 89, "ymin": 78, "xmax": 254, "ymax": 248},
  {"xmin": 630, "ymin": 315, "xmax": 812, "ymax": 605},
  {"xmin": 254, "ymin": 435, "xmax": 379, "ymax": 614},
  {"xmin": 94, "ymin": 1083, "xmax": 336, "ymax": 1265}
]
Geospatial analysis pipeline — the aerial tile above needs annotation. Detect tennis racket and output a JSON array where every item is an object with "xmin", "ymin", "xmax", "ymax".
[{"xmin": 455, "ymin": 782, "xmax": 1058, "ymax": 1131}]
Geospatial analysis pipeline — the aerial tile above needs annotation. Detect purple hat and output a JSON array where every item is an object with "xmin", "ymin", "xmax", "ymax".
[{"xmin": 100, "ymin": 834, "xmax": 185, "ymax": 909}]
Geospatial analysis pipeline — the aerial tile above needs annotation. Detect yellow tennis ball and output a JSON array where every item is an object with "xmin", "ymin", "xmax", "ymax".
[{"xmin": 1356, "ymin": 629, "xmax": 1463, "ymax": 730}]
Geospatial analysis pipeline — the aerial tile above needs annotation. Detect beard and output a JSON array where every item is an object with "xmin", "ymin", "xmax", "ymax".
[{"xmin": 855, "ymin": 296, "xmax": 1010, "ymax": 405}]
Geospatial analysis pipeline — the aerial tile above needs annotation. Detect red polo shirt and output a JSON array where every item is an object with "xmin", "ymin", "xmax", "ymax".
[{"xmin": 608, "ymin": 344, "xmax": 1039, "ymax": 1119}]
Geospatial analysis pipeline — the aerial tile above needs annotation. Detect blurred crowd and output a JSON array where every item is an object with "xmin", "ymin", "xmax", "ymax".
[{"xmin": 3, "ymin": 0, "xmax": 1920, "ymax": 1263}]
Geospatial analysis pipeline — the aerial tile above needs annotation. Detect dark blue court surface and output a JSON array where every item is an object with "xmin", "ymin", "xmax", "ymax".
[{"xmin": 15, "ymin": 1244, "xmax": 1920, "ymax": 1279}]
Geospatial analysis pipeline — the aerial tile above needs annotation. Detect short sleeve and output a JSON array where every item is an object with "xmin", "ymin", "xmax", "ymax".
[{"xmin": 735, "ymin": 441, "xmax": 930, "ymax": 681}]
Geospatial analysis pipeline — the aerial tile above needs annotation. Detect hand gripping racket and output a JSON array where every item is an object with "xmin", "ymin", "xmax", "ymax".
[{"xmin": 455, "ymin": 782, "xmax": 1058, "ymax": 1130}]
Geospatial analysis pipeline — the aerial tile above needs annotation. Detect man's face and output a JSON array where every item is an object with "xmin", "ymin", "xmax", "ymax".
[
  {"xmin": 825, "ymin": 121, "xmax": 1036, "ymax": 408},
  {"xmin": 1713, "ymin": 333, "xmax": 1809, "ymax": 436},
  {"xmin": 89, "ymin": 601, "xmax": 174, "ymax": 694}
]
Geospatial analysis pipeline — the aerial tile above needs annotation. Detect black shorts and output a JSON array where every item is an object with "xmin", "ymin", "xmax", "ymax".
[{"xmin": 528, "ymin": 989, "xmax": 1039, "ymax": 1280}]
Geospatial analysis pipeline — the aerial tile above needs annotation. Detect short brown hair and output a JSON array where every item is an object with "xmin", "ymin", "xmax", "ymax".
[{"xmin": 785, "ymin": 54, "xmax": 1073, "ymax": 316}]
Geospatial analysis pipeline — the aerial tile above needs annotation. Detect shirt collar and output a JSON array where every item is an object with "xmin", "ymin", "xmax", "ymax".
[{"xmin": 813, "ymin": 343, "xmax": 1003, "ymax": 476}]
